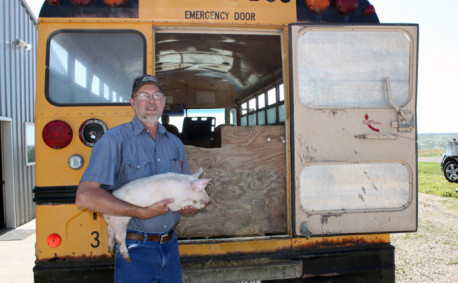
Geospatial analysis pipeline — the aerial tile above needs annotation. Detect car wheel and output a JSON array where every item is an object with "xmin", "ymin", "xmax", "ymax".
[{"xmin": 443, "ymin": 160, "xmax": 458, "ymax": 183}]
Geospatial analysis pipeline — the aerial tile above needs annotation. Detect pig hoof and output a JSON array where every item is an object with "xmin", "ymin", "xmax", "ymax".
[{"xmin": 123, "ymin": 254, "xmax": 132, "ymax": 262}]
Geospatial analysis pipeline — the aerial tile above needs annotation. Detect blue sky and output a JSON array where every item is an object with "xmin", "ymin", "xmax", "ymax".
[
  {"xmin": 371, "ymin": 0, "xmax": 458, "ymax": 134},
  {"xmin": 26, "ymin": 0, "xmax": 457, "ymax": 134}
]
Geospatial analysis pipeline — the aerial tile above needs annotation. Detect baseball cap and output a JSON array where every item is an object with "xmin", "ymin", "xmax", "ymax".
[{"xmin": 131, "ymin": 74, "xmax": 163, "ymax": 97}]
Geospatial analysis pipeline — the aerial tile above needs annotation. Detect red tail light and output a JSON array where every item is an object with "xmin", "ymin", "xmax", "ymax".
[
  {"xmin": 335, "ymin": 0, "xmax": 359, "ymax": 15},
  {"xmin": 363, "ymin": 4, "xmax": 376, "ymax": 16},
  {"xmin": 46, "ymin": 0, "xmax": 61, "ymax": 5},
  {"xmin": 69, "ymin": 0, "xmax": 93, "ymax": 6},
  {"xmin": 47, "ymin": 233, "xmax": 62, "ymax": 248},
  {"xmin": 42, "ymin": 120, "xmax": 73, "ymax": 149},
  {"xmin": 305, "ymin": 0, "xmax": 331, "ymax": 13},
  {"xmin": 103, "ymin": 0, "xmax": 128, "ymax": 7}
]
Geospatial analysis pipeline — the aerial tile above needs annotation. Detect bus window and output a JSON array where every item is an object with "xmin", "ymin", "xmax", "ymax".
[
  {"xmin": 166, "ymin": 108, "xmax": 227, "ymax": 133},
  {"xmin": 166, "ymin": 108, "xmax": 231, "ymax": 148},
  {"xmin": 297, "ymin": 30, "xmax": 411, "ymax": 108},
  {"xmin": 267, "ymin": 88, "xmax": 276, "ymax": 105},
  {"xmin": 47, "ymin": 31, "xmax": 146, "ymax": 105},
  {"xmin": 240, "ymin": 83, "xmax": 285, "ymax": 126}
]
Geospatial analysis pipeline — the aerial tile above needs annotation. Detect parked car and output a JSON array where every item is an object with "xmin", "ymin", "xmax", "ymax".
[{"xmin": 441, "ymin": 139, "xmax": 458, "ymax": 183}]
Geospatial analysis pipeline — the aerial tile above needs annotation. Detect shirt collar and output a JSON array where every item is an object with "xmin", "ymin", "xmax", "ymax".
[{"xmin": 132, "ymin": 116, "xmax": 168, "ymax": 137}]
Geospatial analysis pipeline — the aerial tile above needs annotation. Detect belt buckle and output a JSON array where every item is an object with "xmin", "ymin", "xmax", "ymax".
[{"xmin": 160, "ymin": 234, "xmax": 167, "ymax": 244}]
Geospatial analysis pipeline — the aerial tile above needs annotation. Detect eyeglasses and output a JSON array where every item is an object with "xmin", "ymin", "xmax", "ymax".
[{"xmin": 134, "ymin": 92, "xmax": 164, "ymax": 101}]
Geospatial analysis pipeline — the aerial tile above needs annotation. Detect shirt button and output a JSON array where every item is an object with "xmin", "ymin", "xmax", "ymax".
[{"xmin": 157, "ymin": 158, "xmax": 161, "ymax": 162}]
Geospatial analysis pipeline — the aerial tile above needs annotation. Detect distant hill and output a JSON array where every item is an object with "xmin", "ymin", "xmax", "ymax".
[{"xmin": 418, "ymin": 133, "xmax": 458, "ymax": 150}]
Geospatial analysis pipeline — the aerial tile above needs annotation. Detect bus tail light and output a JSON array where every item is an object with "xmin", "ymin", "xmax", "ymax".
[
  {"xmin": 79, "ymin": 119, "xmax": 108, "ymax": 147},
  {"xmin": 47, "ymin": 234, "xmax": 62, "ymax": 248},
  {"xmin": 42, "ymin": 120, "xmax": 73, "ymax": 149},
  {"xmin": 363, "ymin": 4, "xmax": 376, "ymax": 16},
  {"xmin": 335, "ymin": 0, "xmax": 359, "ymax": 15},
  {"xmin": 305, "ymin": 0, "xmax": 331, "ymax": 13},
  {"xmin": 46, "ymin": 0, "xmax": 61, "ymax": 5}
]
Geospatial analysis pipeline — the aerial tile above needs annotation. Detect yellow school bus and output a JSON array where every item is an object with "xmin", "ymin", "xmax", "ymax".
[{"xmin": 33, "ymin": 0, "xmax": 418, "ymax": 282}]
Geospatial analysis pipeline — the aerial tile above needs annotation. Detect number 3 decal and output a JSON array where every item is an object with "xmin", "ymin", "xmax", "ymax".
[{"xmin": 90, "ymin": 231, "xmax": 100, "ymax": 248}]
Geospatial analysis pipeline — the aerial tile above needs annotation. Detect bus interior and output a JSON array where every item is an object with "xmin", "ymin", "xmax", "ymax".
[
  {"xmin": 155, "ymin": 31, "xmax": 285, "ymax": 145},
  {"xmin": 153, "ymin": 30, "xmax": 288, "ymax": 239}
]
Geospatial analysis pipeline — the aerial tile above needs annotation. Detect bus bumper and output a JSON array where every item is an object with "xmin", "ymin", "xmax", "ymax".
[{"xmin": 33, "ymin": 244, "xmax": 394, "ymax": 282}]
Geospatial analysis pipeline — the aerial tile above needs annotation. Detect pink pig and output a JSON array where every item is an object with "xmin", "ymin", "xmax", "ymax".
[{"xmin": 104, "ymin": 168, "xmax": 210, "ymax": 262}]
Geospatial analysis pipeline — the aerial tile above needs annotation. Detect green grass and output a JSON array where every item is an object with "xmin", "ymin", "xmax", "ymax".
[{"xmin": 418, "ymin": 162, "xmax": 458, "ymax": 199}]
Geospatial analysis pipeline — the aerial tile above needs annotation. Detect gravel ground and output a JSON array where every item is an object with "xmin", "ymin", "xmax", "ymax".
[{"xmin": 391, "ymin": 193, "xmax": 457, "ymax": 282}]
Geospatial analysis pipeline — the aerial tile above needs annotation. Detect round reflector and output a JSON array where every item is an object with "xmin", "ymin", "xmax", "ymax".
[
  {"xmin": 47, "ymin": 233, "xmax": 62, "ymax": 248},
  {"xmin": 69, "ymin": 0, "xmax": 93, "ymax": 6},
  {"xmin": 305, "ymin": 0, "xmax": 331, "ymax": 13},
  {"xmin": 335, "ymin": 0, "xmax": 359, "ymax": 15},
  {"xmin": 79, "ymin": 119, "xmax": 108, "ymax": 147},
  {"xmin": 42, "ymin": 120, "xmax": 73, "ymax": 149},
  {"xmin": 103, "ymin": 0, "xmax": 128, "ymax": 6}
]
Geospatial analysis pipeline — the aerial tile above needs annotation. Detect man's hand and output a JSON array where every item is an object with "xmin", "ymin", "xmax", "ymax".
[
  {"xmin": 137, "ymin": 198, "xmax": 175, "ymax": 219},
  {"xmin": 180, "ymin": 205, "xmax": 198, "ymax": 215}
]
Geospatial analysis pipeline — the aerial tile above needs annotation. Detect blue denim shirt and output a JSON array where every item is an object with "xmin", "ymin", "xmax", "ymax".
[{"xmin": 81, "ymin": 116, "xmax": 191, "ymax": 233}]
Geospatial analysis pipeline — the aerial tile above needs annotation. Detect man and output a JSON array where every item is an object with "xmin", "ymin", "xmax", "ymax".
[
  {"xmin": 161, "ymin": 114, "xmax": 180, "ymax": 138},
  {"xmin": 75, "ymin": 74, "xmax": 195, "ymax": 282}
]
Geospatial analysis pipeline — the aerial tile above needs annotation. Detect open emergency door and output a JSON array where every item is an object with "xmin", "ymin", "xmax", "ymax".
[{"xmin": 290, "ymin": 24, "xmax": 418, "ymax": 237}]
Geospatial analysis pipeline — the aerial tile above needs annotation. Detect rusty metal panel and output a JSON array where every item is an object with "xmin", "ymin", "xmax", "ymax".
[{"xmin": 0, "ymin": 0, "xmax": 37, "ymax": 228}]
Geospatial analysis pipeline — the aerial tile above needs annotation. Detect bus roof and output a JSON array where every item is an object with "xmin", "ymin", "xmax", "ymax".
[{"xmin": 39, "ymin": 0, "xmax": 379, "ymax": 25}]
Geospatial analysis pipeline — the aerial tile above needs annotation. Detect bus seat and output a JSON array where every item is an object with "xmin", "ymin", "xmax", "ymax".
[{"xmin": 181, "ymin": 117, "xmax": 216, "ymax": 147}]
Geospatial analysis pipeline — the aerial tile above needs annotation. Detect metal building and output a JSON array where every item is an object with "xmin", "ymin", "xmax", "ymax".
[{"xmin": 0, "ymin": 0, "xmax": 37, "ymax": 228}]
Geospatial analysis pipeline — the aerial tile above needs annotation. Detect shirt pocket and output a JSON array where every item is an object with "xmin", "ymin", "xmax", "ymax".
[
  {"xmin": 171, "ymin": 158, "xmax": 184, "ymax": 173},
  {"xmin": 123, "ymin": 159, "xmax": 153, "ymax": 181}
]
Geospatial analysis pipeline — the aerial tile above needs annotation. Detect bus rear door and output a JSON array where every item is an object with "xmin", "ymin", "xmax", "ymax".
[{"xmin": 290, "ymin": 24, "xmax": 418, "ymax": 237}]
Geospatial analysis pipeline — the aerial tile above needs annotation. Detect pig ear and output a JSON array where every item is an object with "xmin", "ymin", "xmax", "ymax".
[
  {"xmin": 192, "ymin": 168, "xmax": 203, "ymax": 178},
  {"xmin": 192, "ymin": 178, "xmax": 211, "ymax": 192}
]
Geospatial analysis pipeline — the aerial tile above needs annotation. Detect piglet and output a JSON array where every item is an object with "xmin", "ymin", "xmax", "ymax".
[{"xmin": 104, "ymin": 168, "xmax": 211, "ymax": 262}]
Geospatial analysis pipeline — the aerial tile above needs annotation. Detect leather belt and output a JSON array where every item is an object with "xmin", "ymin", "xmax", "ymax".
[{"xmin": 126, "ymin": 230, "xmax": 174, "ymax": 244}]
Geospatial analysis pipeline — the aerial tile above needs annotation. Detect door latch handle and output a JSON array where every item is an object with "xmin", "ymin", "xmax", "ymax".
[{"xmin": 385, "ymin": 77, "xmax": 414, "ymax": 132}]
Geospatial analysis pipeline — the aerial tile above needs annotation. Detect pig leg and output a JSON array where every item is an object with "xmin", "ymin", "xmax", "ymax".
[
  {"xmin": 111, "ymin": 216, "xmax": 133, "ymax": 262},
  {"xmin": 106, "ymin": 222, "xmax": 116, "ymax": 255}
]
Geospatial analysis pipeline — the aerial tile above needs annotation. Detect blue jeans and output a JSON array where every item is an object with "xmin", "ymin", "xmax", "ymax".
[{"xmin": 114, "ymin": 231, "xmax": 182, "ymax": 283}]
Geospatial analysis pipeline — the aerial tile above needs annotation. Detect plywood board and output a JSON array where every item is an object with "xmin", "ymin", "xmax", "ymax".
[{"xmin": 176, "ymin": 126, "xmax": 287, "ymax": 238}]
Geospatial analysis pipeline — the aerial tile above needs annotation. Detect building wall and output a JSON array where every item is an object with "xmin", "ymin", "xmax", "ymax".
[{"xmin": 0, "ymin": 0, "xmax": 37, "ymax": 228}]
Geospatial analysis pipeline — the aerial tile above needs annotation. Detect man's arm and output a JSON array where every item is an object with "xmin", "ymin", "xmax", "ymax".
[{"xmin": 75, "ymin": 181, "xmax": 174, "ymax": 219}]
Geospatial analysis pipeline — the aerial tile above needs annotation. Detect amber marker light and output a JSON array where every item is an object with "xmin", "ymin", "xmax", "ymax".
[
  {"xmin": 305, "ymin": 0, "xmax": 331, "ymax": 13},
  {"xmin": 103, "ymin": 0, "xmax": 128, "ymax": 7},
  {"xmin": 47, "ymin": 234, "xmax": 62, "ymax": 248}
]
